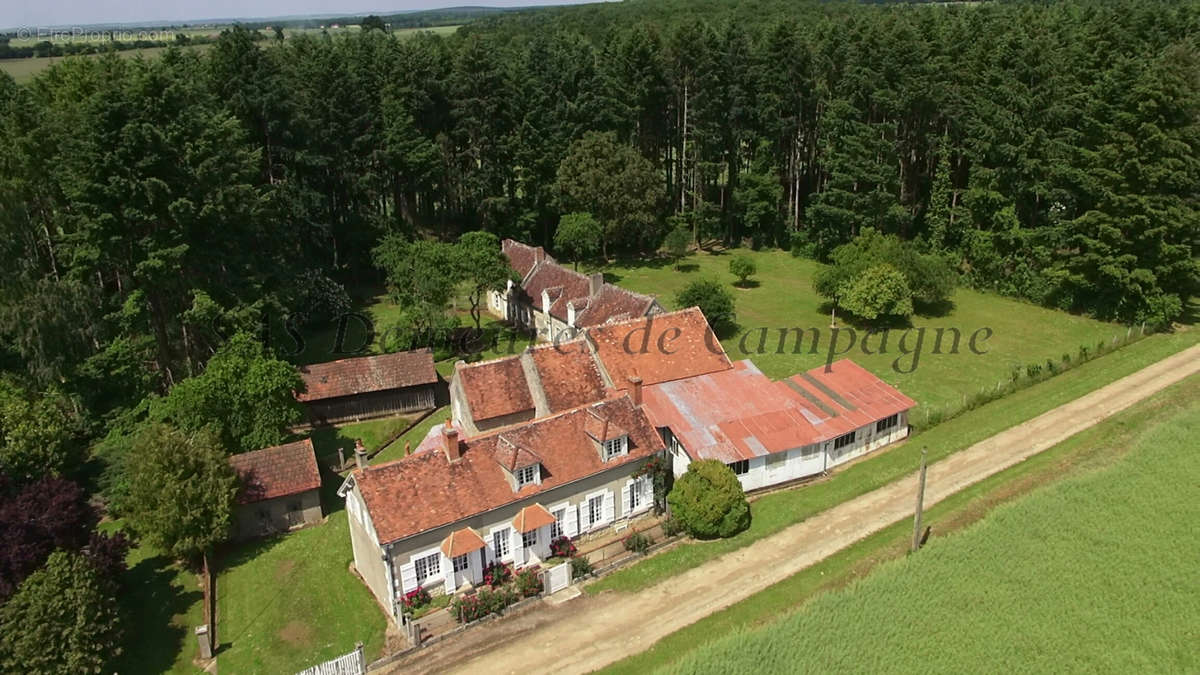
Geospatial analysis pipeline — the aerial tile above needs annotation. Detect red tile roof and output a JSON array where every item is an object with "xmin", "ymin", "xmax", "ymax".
[
  {"xmin": 522, "ymin": 262, "xmax": 591, "ymax": 319},
  {"xmin": 575, "ymin": 284, "xmax": 659, "ymax": 328},
  {"xmin": 355, "ymin": 396, "xmax": 664, "ymax": 544},
  {"xmin": 493, "ymin": 435, "xmax": 542, "ymax": 471},
  {"xmin": 512, "ymin": 504, "xmax": 557, "ymax": 533},
  {"xmin": 527, "ymin": 342, "xmax": 607, "ymax": 413},
  {"xmin": 441, "ymin": 528, "xmax": 487, "ymax": 558},
  {"xmin": 586, "ymin": 308, "xmax": 733, "ymax": 388},
  {"xmin": 456, "ymin": 356, "xmax": 534, "ymax": 422},
  {"xmin": 501, "ymin": 239, "xmax": 553, "ymax": 279},
  {"xmin": 642, "ymin": 359, "xmax": 914, "ymax": 463},
  {"xmin": 229, "ymin": 439, "xmax": 322, "ymax": 504},
  {"xmin": 297, "ymin": 349, "xmax": 437, "ymax": 402}
]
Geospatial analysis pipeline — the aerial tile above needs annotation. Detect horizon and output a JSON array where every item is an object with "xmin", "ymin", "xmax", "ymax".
[{"xmin": 3, "ymin": 0, "xmax": 598, "ymax": 34}]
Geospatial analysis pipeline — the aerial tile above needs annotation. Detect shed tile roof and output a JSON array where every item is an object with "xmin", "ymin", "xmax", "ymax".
[
  {"xmin": 456, "ymin": 356, "xmax": 534, "ymax": 421},
  {"xmin": 297, "ymin": 349, "xmax": 437, "ymax": 402},
  {"xmin": 354, "ymin": 396, "xmax": 664, "ymax": 544},
  {"xmin": 493, "ymin": 435, "xmax": 542, "ymax": 471},
  {"xmin": 501, "ymin": 239, "xmax": 553, "ymax": 279},
  {"xmin": 641, "ymin": 359, "xmax": 914, "ymax": 463},
  {"xmin": 523, "ymin": 263, "xmax": 591, "ymax": 319},
  {"xmin": 575, "ymin": 284, "xmax": 659, "ymax": 328},
  {"xmin": 512, "ymin": 504, "xmax": 557, "ymax": 534},
  {"xmin": 526, "ymin": 341, "xmax": 607, "ymax": 413},
  {"xmin": 441, "ymin": 528, "xmax": 487, "ymax": 558},
  {"xmin": 586, "ymin": 308, "xmax": 733, "ymax": 388},
  {"xmin": 229, "ymin": 439, "xmax": 322, "ymax": 504}
]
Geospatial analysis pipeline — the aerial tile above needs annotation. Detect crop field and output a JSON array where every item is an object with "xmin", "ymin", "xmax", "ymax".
[
  {"xmin": 659, "ymin": 376, "xmax": 1200, "ymax": 674},
  {"xmin": 601, "ymin": 248, "xmax": 1121, "ymax": 414}
]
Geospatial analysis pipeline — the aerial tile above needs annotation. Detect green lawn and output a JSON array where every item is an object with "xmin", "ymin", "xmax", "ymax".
[
  {"xmin": 308, "ymin": 414, "xmax": 422, "ymax": 463},
  {"xmin": 599, "ymin": 249, "xmax": 1121, "ymax": 413},
  {"xmin": 587, "ymin": 328, "xmax": 1198, "ymax": 595},
  {"xmin": 658, "ymin": 376, "xmax": 1200, "ymax": 674},
  {"xmin": 102, "ymin": 520, "xmax": 205, "ymax": 674},
  {"xmin": 371, "ymin": 406, "xmax": 451, "ymax": 464},
  {"xmin": 215, "ymin": 468, "xmax": 387, "ymax": 674},
  {"xmin": 603, "ymin": 372, "xmax": 1199, "ymax": 674}
]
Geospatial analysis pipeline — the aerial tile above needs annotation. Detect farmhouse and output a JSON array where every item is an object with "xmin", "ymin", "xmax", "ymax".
[
  {"xmin": 339, "ymin": 395, "xmax": 665, "ymax": 621},
  {"xmin": 488, "ymin": 239, "xmax": 663, "ymax": 341},
  {"xmin": 296, "ymin": 348, "xmax": 440, "ymax": 425},
  {"xmin": 228, "ymin": 439, "xmax": 323, "ymax": 540}
]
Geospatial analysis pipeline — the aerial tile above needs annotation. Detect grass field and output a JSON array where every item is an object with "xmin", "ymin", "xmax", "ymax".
[
  {"xmin": 599, "ymin": 248, "xmax": 1120, "ymax": 413},
  {"xmin": 586, "ymin": 328, "xmax": 1197, "ymax": 595},
  {"xmin": 656, "ymin": 375, "xmax": 1199, "ymax": 674},
  {"xmin": 603, "ymin": 375, "xmax": 1200, "ymax": 674},
  {"xmin": 0, "ymin": 25, "xmax": 459, "ymax": 84},
  {"xmin": 215, "ymin": 467, "xmax": 386, "ymax": 674},
  {"xmin": 102, "ymin": 520, "xmax": 205, "ymax": 674}
]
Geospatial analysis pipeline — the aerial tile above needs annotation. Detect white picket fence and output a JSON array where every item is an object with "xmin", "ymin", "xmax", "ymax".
[{"xmin": 297, "ymin": 642, "xmax": 365, "ymax": 675}]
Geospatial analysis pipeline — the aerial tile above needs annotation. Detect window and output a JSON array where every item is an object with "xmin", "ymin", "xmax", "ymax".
[
  {"xmin": 833, "ymin": 431, "xmax": 856, "ymax": 450},
  {"xmin": 516, "ymin": 464, "xmax": 538, "ymax": 487},
  {"xmin": 766, "ymin": 452, "xmax": 786, "ymax": 467},
  {"xmin": 586, "ymin": 494, "xmax": 604, "ymax": 528},
  {"xmin": 728, "ymin": 459, "xmax": 750, "ymax": 475},
  {"xmin": 628, "ymin": 476, "xmax": 649, "ymax": 513},
  {"xmin": 801, "ymin": 444, "xmax": 819, "ymax": 458},
  {"xmin": 550, "ymin": 508, "xmax": 565, "ymax": 539},
  {"xmin": 452, "ymin": 554, "xmax": 469, "ymax": 573},
  {"xmin": 414, "ymin": 552, "xmax": 440, "ymax": 584},
  {"xmin": 876, "ymin": 414, "xmax": 899, "ymax": 433},
  {"xmin": 522, "ymin": 530, "xmax": 537, "ymax": 549},
  {"xmin": 493, "ymin": 528, "xmax": 511, "ymax": 558},
  {"xmin": 604, "ymin": 436, "xmax": 627, "ymax": 460}
]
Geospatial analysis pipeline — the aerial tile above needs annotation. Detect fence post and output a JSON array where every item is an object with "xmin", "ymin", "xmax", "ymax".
[{"xmin": 911, "ymin": 448, "xmax": 928, "ymax": 553}]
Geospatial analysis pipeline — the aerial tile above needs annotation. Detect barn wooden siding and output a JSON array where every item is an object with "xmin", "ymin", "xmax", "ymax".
[{"xmin": 306, "ymin": 385, "xmax": 437, "ymax": 425}]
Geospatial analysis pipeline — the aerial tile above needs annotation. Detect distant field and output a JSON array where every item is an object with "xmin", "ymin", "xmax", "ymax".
[
  {"xmin": 601, "ymin": 248, "xmax": 1121, "ymax": 413},
  {"xmin": 0, "ymin": 24, "xmax": 458, "ymax": 83},
  {"xmin": 661, "ymin": 375, "xmax": 1200, "ymax": 674}
]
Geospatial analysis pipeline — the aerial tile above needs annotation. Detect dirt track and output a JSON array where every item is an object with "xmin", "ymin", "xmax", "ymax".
[{"xmin": 386, "ymin": 344, "xmax": 1200, "ymax": 675}]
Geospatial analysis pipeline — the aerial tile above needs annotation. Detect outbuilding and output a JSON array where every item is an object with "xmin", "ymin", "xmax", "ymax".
[
  {"xmin": 297, "ymin": 349, "xmax": 440, "ymax": 425},
  {"xmin": 229, "ymin": 439, "xmax": 324, "ymax": 540}
]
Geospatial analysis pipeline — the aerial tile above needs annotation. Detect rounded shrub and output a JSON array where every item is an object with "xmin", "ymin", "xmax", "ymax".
[{"xmin": 666, "ymin": 459, "xmax": 751, "ymax": 539}]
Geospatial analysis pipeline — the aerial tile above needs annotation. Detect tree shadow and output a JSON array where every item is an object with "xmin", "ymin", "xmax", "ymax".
[
  {"xmin": 111, "ymin": 555, "xmax": 204, "ymax": 675},
  {"xmin": 1176, "ymin": 296, "xmax": 1199, "ymax": 327},
  {"xmin": 674, "ymin": 263, "xmax": 699, "ymax": 273},
  {"xmin": 211, "ymin": 533, "xmax": 291, "ymax": 654},
  {"xmin": 913, "ymin": 297, "xmax": 956, "ymax": 318},
  {"xmin": 732, "ymin": 279, "xmax": 761, "ymax": 289},
  {"xmin": 815, "ymin": 301, "xmax": 913, "ymax": 331}
]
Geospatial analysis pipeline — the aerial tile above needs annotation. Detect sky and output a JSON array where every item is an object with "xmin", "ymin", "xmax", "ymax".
[{"xmin": 4, "ymin": 1, "xmax": 598, "ymax": 31}]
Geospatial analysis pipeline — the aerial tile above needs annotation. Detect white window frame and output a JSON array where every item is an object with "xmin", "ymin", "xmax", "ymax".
[
  {"xmin": 604, "ymin": 436, "xmax": 628, "ymax": 460},
  {"xmin": 628, "ymin": 475, "xmax": 650, "ymax": 513},
  {"xmin": 550, "ymin": 506, "xmax": 566, "ymax": 540},
  {"xmin": 413, "ymin": 551, "xmax": 440, "ymax": 586},
  {"xmin": 516, "ymin": 464, "xmax": 539, "ymax": 487},
  {"xmin": 876, "ymin": 414, "xmax": 899, "ymax": 433},
  {"xmin": 492, "ymin": 526, "xmax": 512, "ymax": 559},
  {"xmin": 452, "ymin": 554, "xmax": 469, "ymax": 573},
  {"xmin": 522, "ymin": 529, "xmax": 537, "ymax": 549},
  {"xmin": 586, "ymin": 493, "xmax": 604, "ymax": 530},
  {"xmin": 728, "ymin": 459, "xmax": 749, "ymax": 475}
]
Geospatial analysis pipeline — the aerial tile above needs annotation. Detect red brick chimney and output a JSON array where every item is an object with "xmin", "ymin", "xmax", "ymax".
[
  {"xmin": 442, "ymin": 419, "xmax": 461, "ymax": 462},
  {"xmin": 589, "ymin": 272, "xmax": 604, "ymax": 297},
  {"xmin": 354, "ymin": 439, "xmax": 367, "ymax": 470},
  {"xmin": 627, "ymin": 375, "xmax": 643, "ymax": 406}
]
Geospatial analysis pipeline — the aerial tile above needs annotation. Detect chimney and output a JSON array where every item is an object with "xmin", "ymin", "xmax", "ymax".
[
  {"xmin": 589, "ymin": 272, "xmax": 604, "ymax": 297},
  {"xmin": 567, "ymin": 301, "xmax": 576, "ymax": 328},
  {"xmin": 442, "ymin": 419, "xmax": 461, "ymax": 462},
  {"xmin": 627, "ymin": 375, "xmax": 643, "ymax": 406},
  {"xmin": 354, "ymin": 439, "xmax": 367, "ymax": 471},
  {"xmin": 534, "ymin": 247, "xmax": 544, "ymax": 264}
]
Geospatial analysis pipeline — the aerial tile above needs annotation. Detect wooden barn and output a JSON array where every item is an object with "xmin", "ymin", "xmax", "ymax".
[{"xmin": 297, "ymin": 349, "xmax": 440, "ymax": 426}]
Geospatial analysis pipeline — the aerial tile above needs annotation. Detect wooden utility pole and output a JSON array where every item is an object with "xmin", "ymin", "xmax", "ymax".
[{"xmin": 911, "ymin": 447, "xmax": 928, "ymax": 552}]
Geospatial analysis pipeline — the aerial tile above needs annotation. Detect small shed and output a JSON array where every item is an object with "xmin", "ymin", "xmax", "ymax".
[
  {"xmin": 297, "ymin": 349, "xmax": 440, "ymax": 425},
  {"xmin": 229, "ymin": 439, "xmax": 323, "ymax": 540}
]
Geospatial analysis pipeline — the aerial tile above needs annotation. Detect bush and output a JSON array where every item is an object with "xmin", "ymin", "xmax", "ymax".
[
  {"xmin": 623, "ymin": 531, "xmax": 652, "ymax": 554},
  {"xmin": 401, "ymin": 586, "xmax": 431, "ymax": 613},
  {"xmin": 549, "ymin": 536, "xmax": 577, "ymax": 558},
  {"xmin": 451, "ymin": 586, "xmax": 517, "ymax": 624},
  {"xmin": 728, "ymin": 255, "xmax": 757, "ymax": 286},
  {"xmin": 515, "ymin": 566, "xmax": 542, "ymax": 598},
  {"xmin": 675, "ymin": 279, "xmax": 735, "ymax": 333},
  {"xmin": 666, "ymin": 459, "xmax": 751, "ymax": 539},
  {"xmin": 790, "ymin": 230, "xmax": 818, "ymax": 259},
  {"xmin": 482, "ymin": 560, "xmax": 512, "ymax": 588},
  {"xmin": 570, "ymin": 556, "xmax": 593, "ymax": 580},
  {"xmin": 662, "ymin": 516, "xmax": 683, "ymax": 537}
]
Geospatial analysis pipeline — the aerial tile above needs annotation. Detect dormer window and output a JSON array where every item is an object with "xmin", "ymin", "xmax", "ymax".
[
  {"xmin": 516, "ymin": 464, "xmax": 539, "ymax": 487},
  {"xmin": 603, "ymin": 436, "xmax": 628, "ymax": 460}
]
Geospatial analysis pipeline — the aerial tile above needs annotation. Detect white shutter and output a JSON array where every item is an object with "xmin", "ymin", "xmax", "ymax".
[
  {"xmin": 601, "ymin": 490, "xmax": 614, "ymax": 525},
  {"xmin": 485, "ymin": 531, "xmax": 498, "ymax": 565},
  {"xmin": 399, "ymin": 563, "xmax": 417, "ymax": 595},
  {"xmin": 640, "ymin": 477, "xmax": 654, "ymax": 513},
  {"xmin": 620, "ymin": 481, "xmax": 632, "ymax": 519},
  {"xmin": 511, "ymin": 528, "xmax": 525, "ymax": 566},
  {"xmin": 469, "ymin": 550, "xmax": 483, "ymax": 585},
  {"xmin": 442, "ymin": 555, "xmax": 455, "ymax": 594},
  {"xmin": 564, "ymin": 503, "xmax": 579, "ymax": 537}
]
